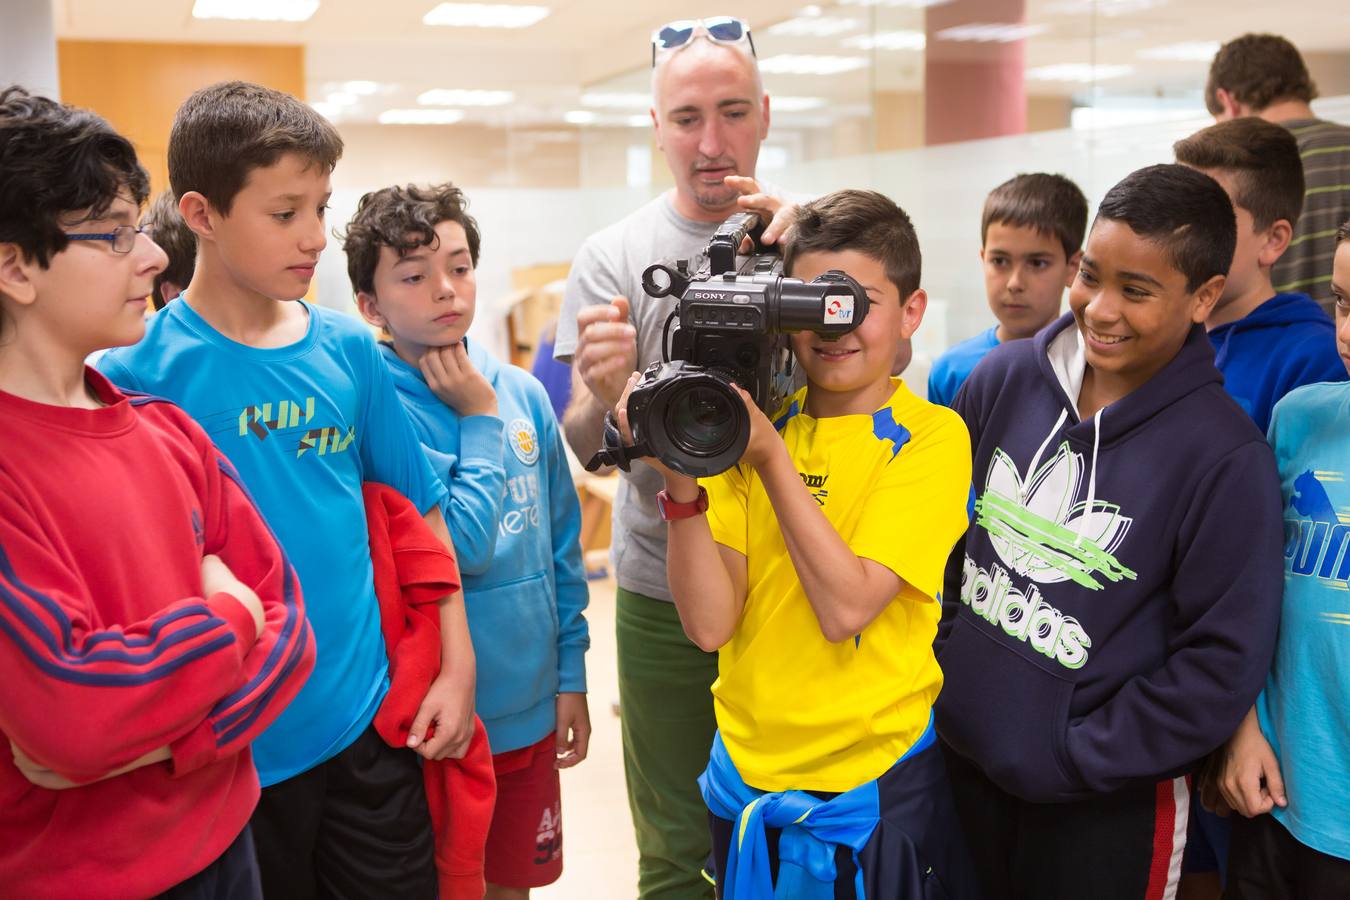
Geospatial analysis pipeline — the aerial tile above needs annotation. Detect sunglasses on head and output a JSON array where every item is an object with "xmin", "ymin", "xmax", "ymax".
[{"xmin": 651, "ymin": 17, "xmax": 756, "ymax": 67}]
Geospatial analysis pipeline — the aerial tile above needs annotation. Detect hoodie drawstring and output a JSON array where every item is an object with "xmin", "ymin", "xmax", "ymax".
[
  {"xmin": 1022, "ymin": 408, "xmax": 1069, "ymax": 503},
  {"xmin": 1076, "ymin": 409, "xmax": 1104, "ymax": 546}
]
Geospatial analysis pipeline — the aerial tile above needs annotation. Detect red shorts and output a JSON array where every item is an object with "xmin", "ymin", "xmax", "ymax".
[{"xmin": 484, "ymin": 733, "xmax": 563, "ymax": 889}]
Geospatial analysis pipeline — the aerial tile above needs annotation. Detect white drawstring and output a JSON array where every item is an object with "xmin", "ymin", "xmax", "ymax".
[
  {"xmin": 1076, "ymin": 408, "xmax": 1104, "ymax": 545},
  {"xmin": 1023, "ymin": 408, "xmax": 1069, "ymax": 503}
]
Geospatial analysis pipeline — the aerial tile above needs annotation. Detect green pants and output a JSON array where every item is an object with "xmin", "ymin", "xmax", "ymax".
[{"xmin": 617, "ymin": 587, "xmax": 720, "ymax": 900}]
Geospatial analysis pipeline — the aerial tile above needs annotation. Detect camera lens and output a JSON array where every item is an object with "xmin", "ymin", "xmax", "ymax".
[{"xmin": 665, "ymin": 385, "xmax": 738, "ymax": 456}]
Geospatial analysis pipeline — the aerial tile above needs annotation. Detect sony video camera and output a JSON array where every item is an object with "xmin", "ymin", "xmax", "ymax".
[{"xmin": 585, "ymin": 211, "xmax": 868, "ymax": 478}]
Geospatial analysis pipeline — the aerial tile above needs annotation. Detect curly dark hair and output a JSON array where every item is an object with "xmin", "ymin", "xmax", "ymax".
[
  {"xmin": 169, "ymin": 81, "xmax": 343, "ymax": 215},
  {"xmin": 1205, "ymin": 34, "xmax": 1317, "ymax": 115},
  {"xmin": 783, "ymin": 189, "xmax": 921, "ymax": 300},
  {"xmin": 340, "ymin": 183, "xmax": 481, "ymax": 296},
  {"xmin": 0, "ymin": 84, "xmax": 149, "ymax": 269}
]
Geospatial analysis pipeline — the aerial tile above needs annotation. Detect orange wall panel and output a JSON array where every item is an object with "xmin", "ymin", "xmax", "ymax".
[{"xmin": 57, "ymin": 40, "xmax": 305, "ymax": 195}]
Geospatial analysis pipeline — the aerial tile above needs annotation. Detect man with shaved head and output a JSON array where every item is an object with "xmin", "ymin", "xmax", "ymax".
[{"xmin": 554, "ymin": 18, "xmax": 794, "ymax": 899}]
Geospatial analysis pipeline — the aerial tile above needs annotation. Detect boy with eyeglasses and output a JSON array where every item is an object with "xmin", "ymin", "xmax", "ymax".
[
  {"xmin": 99, "ymin": 81, "xmax": 474, "ymax": 898},
  {"xmin": 0, "ymin": 85, "xmax": 315, "ymax": 900}
]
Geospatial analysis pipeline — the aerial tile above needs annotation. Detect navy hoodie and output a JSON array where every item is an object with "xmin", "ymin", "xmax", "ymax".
[
  {"xmin": 935, "ymin": 313, "xmax": 1285, "ymax": 803},
  {"xmin": 1208, "ymin": 292, "xmax": 1346, "ymax": 434}
]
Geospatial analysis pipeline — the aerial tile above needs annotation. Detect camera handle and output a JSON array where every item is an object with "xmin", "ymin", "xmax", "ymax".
[
  {"xmin": 585, "ymin": 411, "xmax": 654, "ymax": 473},
  {"xmin": 707, "ymin": 211, "xmax": 766, "ymax": 275}
]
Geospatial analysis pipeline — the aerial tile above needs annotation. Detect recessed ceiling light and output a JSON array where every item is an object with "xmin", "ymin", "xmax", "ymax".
[
  {"xmin": 1137, "ymin": 41, "xmax": 1221, "ymax": 62},
  {"xmin": 417, "ymin": 88, "xmax": 515, "ymax": 106},
  {"xmin": 379, "ymin": 108, "xmax": 467, "ymax": 124},
  {"xmin": 837, "ymin": 0, "xmax": 952, "ymax": 7},
  {"xmin": 627, "ymin": 114, "xmax": 652, "ymax": 127},
  {"xmin": 771, "ymin": 96, "xmax": 828, "ymax": 112},
  {"xmin": 564, "ymin": 110, "xmax": 597, "ymax": 125},
  {"xmin": 310, "ymin": 101, "xmax": 342, "ymax": 119},
  {"xmin": 339, "ymin": 80, "xmax": 381, "ymax": 95},
  {"xmin": 937, "ymin": 23, "xmax": 1049, "ymax": 43},
  {"xmin": 422, "ymin": 3, "xmax": 550, "ymax": 28},
  {"xmin": 325, "ymin": 92, "xmax": 359, "ymax": 107},
  {"xmin": 1026, "ymin": 63, "xmax": 1134, "ymax": 83},
  {"xmin": 192, "ymin": 0, "xmax": 319, "ymax": 21},
  {"xmin": 759, "ymin": 54, "xmax": 869, "ymax": 76},
  {"xmin": 1044, "ymin": 0, "xmax": 1164, "ymax": 15},
  {"xmin": 767, "ymin": 16, "xmax": 863, "ymax": 38},
  {"xmin": 580, "ymin": 92, "xmax": 652, "ymax": 109},
  {"xmin": 842, "ymin": 30, "xmax": 926, "ymax": 51}
]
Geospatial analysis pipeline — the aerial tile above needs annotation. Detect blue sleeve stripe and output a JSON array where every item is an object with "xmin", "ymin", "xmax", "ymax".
[
  {"xmin": 871, "ymin": 408, "xmax": 912, "ymax": 461},
  {"xmin": 0, "ymin": 599, "xmax": 235, "ymax": 687},
  {"xmin": 205, "ymin": 459, "xmax": 307, "ymax": 746},
  {"xmin": 0, "ymin": 546, "xmax": 227, "ymax": 668}
]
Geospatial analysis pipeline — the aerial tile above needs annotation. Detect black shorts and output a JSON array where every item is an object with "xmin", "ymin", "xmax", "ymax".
[
  {"xmin": 250, "ymin": 725, "xmax": 437, "ymax": 899},
  {"xmin": 707, "ymin": 740, "xmax": 980, "ymax": 900},
  {"xmin": 155, "ymin": 825, "xmax": 261, "ymax": 900},
  {"xmin": 1225, "ymin": 812, "xmax": 1350, "ymax": 899},
  {"xmin": 942, "ymin": 741, "xmax": 1191, "ymax": 900}
]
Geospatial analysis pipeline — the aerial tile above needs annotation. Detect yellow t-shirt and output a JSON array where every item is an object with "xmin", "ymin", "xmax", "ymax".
[{"xmin": 703, "ymin": 378, "xmax": 971, "ymax": 793}]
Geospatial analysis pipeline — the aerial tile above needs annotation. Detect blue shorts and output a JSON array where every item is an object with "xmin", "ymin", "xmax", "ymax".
[{"xmin": 706, "ymin": 741, "xmax": 979, "ymax": 900}]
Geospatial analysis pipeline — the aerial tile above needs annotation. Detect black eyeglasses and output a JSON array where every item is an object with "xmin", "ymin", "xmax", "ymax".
[
  {"xmin": 652, "ymin": 17, "xmax": 756, "ymax": 67},
  {"xmin": 64, "ymin": 224, "xmax": 155, "ymax": 254}
]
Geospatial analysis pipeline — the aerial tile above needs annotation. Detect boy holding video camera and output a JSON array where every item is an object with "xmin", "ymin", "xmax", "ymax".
[{"xmin": 612, "ymin": 189, "xmax": 978, "ymax": 899}]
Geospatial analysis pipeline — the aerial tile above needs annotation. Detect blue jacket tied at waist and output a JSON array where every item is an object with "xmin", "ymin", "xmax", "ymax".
[{"xmin": 699, "ymin": 716, "xmax": 936, "ymax": 900}]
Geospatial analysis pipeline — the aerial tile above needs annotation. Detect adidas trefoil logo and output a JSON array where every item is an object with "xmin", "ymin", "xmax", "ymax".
[{"xmin": 975, "ymin": 442, "xmax": 1136, "ymax": 590}]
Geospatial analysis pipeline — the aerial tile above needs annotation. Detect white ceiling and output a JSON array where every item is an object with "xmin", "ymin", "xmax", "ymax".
[{"xmin": 51, "ymin": 0, "xmax": 1350, "ymax": 128}]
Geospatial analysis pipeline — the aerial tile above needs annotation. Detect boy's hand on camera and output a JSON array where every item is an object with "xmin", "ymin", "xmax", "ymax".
[
  {"xmin": 408, "ymin": 672, "xmax": 476, "ymax": 760},
  {"xmin": 554, "ymin": 692, "xmax": 591, "ymax": 769},
  {"xmin": 575, "ymin": 297, "xmax": 638, "ymax": 408},
  {"xmin": 420, "ymin": 343, "xmax": 498, "ymax": 417},
  {"xmin": 726, "ymin": 175, "xmax": 797, "ymax": 247},
  {"xmin": 201, "ymin": 554, "xmax": 264, "ymax": 642},
  {"xmin": 615, "ymin": 371, "xmax": 694, "ymax": 491},
  {"xmin": 734, "ymin": 386, "xmax": 783, "ymax": 471},
  {"xmin": 1219, "ymin": 706, "xmax": 1287, "ymax": 817}
]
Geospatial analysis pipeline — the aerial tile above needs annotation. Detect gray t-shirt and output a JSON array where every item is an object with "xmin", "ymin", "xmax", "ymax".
[{"xmin": 556, "ymin": 192, "xmax": 724, "ymax": 602}]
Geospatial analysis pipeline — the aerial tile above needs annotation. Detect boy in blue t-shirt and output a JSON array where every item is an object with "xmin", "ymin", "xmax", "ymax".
[
  {"xmin": 1175, "ymin": 116, "xmax": 1346, "ymax": 434},
  {"xmin": 99, "ymin": 82, "xmax": 475, "ymax": 898},
  {"xmin": 1214, "ymin": 222, "xmax": 1350, "ymax": 897},
  {"xmin": 344, "ymin": 182, "xmax": 590, "ymax": 899},
  {"xmin": 928, "ymin": 173, "xmax": 1087, "ymax": 407}
]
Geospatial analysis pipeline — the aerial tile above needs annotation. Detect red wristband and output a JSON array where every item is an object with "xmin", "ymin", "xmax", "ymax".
[{"xmin": 657, "ymin": 486, "xmax": 709, "ymax": 521}]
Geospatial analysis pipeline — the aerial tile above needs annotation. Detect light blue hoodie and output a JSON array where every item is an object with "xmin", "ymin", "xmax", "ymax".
[{"xmin": 380, "ymin": 339, "xmax": 589, "ymax": 753}]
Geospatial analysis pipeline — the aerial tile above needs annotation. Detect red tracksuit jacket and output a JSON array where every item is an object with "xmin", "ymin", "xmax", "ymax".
[
  {"xmin": 364, "ymin": 482, "xmax": 496, "ymax": 900},
  {"xmin": 0, "ymin": 370, "xmax": 315, "ymax": 899}
]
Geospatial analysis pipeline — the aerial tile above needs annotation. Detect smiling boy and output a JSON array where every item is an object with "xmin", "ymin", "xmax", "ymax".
[
  {"xmin": 619, "ymin": 190, "xmax": 978, "ymax": 899},
  {"xmin": 935, "ymin": 164, "xmax": 1286, "ymax": 900}
]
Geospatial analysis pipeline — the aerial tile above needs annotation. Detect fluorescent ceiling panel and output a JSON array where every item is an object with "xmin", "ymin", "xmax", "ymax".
[
  {"xmin": 758, "ymin": 54, "xmax": 869, "ymax": 76},
  {"xmin": 1026, "ymin": 63, "xmax": 1135, "ymax": 83},
  {"xmin": 422, "ymin": 3, "xmax": 550, "ymax": 28},
  {"xmin": 418, "ymin": 88, "xmax": 516, "ymax": 106},
  {"xmin": 1137, "ymin": 41, "xmax": 1221, "ymax": 62},
  {"xmin": 192, "ymin": 0, "xmax": 319, "ymax": 21},
  {"xmin": 379, "ymin": 108, "xmax": 467, "ymax": 124},
  {"xmin": 842, "ymin": 30, "xmax": 926, "ymax": 51},
  {"xmin": 936, "ymin": 23, "xmax": 1049, "ymax": 43},
  {"xmin": 767, "ymin": 16, "xmax": 863, "ymax": 38}
]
